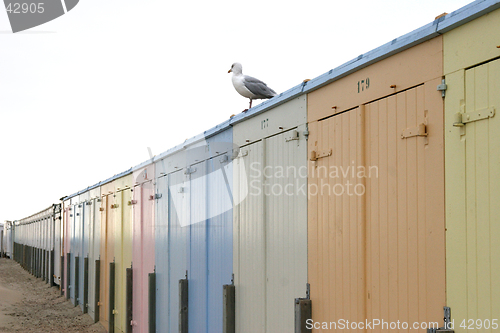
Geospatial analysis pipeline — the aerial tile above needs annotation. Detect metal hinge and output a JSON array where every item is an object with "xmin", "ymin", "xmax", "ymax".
[
  {"xmin": 184, "ymin": 167, "xmax": 196, "ymax": 175},
  {"xmin": 453, "ymin": 107, "xmax": 495, "ymax": 127},
  {"xmin": 437, "ymin": 79, "xmax": 447, "ymax": 97},
  {"xmin": 427, "ymin": 306, "xmax": 454, "ymax": 333},
  {"xmin": 231, "ymin": 149, "xmax": 239, "ymax": 160},
  {"xmin": 294, "ymin": 283, "xmax": 312, "ymax": 332},
  {"xmin": 285, "ymin": 130, "xmax": 299, "ymax": 142},
  {"xmin": 155, "ymin": 193, "xmax": 162, "ymax": 199},
  {"xmin": 401, "ymin": 123, "xmax": 427, "ymax": 139},
  {"xmin": 310, "ymin": 149, "xmax": 332, "ymax": 161}
]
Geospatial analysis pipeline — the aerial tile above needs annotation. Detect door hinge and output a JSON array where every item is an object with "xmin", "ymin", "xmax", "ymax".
[
  {"xmin": 401, "ymin": 123, "xmax": 427, "ymax": 139},
  {"xmin": 155, "ymin": 193, "xmax": 162, "ymax": 199},
  {"xmin": 453, "ymin": 107, "xmax": 495, "ymax": 127},
  {"xmin": 294, "ymin": 283, "xmax": 312, "ymax": 333},
  {"xmin": 310, "ymin": 149, "xmax": 332, "ymax": 161},
  {"xmin": 184, "ymin": 167, "xmax": 196, "ymax": 175},
  {"xmin": 437, "ymin": 79, "xmax": 447, "ymax": 97},
  {"xmin": 427, "ymin": 306, "xmax": 454, "ymax": 333},
  {"xmin": 285, "ymin": 130, "xmax": 299, "ymax": 142}
]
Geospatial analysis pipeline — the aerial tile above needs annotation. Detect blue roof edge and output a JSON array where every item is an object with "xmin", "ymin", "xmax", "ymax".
[
  {"xmin": 63, "ymin": 167, "xmax": 133, "ymax": 201},
  {"xmin": 152, "ymin": 118, "xmax": 232, "ymax": 163},
  {"xmin": 437, "ymin": 0, "xmax": 500, "ymax": 33}
]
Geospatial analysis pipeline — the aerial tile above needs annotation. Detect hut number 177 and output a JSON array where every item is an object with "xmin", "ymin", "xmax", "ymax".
[{"xmin": 357, "ymin": 78, "xmax": 370, "ymax": 93}]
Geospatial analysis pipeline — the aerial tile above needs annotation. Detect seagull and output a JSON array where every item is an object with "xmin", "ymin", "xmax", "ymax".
[{"xmin": 228, "ymin": 63, "xmax": 277, "ymax": 111}]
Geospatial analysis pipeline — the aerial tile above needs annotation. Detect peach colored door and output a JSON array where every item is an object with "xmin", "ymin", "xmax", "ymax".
[{"xmin": 308, "ymin": 82, "xmax": 446, "ymax": 332}]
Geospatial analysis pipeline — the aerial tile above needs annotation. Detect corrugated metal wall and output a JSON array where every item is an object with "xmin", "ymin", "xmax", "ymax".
[
  {"xmin": 64, "ymin": 200, "xmax": 71, "ymax": 299},
  {"xmin": 88, "ymin": 187, "xmax": 101, "ymax": 322},
  {"xmin": 444, "ymin": 9, "xmax": 500, "ymax": 330},
  {"xmin": 155, "ymin": 169, "xmax": 189, "ymax": 332},
  {"xmin": 132, "ymin": 163, "xmax": 155, "ymax": 332},
  {"xmin": 70, "ymin": 199, "xmax": 78, "ymax": 306},
  {"xmin": 205, "ymin": 146, "xmax": 234, "ymax": 330},
  {"xmin": 233, "ymin": 96, "xmax": 308, "ymax": 332},
  {"xmin": 54, "ymin": 210, "xmax": 62, "ymax": 286},
  {"xmin": 307, "ymin": 107, "xmax": 366, "ymax": 327},
  {"xmin": 155, "ymin": 128, "xmax": 234, "ymax": 332},
  {"xmin": 2, "ymin": 223, "xmax": 12, "ymax": 258},
  {"xmin": 13, "ymin": 206, "xmax": 58, "ymax": 286},
  {"xmin": 114, "ymin": 175, "xmax": 133, "ymax": 333},
  {"xmin": 307, "ymin": 38, "xmax": 445, "ymax": 332},
  {"xmin": 100, "ymin": 181, "xmax": 116, "ymax": 331},
  {"xmin": 79, "ymin": 192, "xmax": 90, "ymax": 312},
  {"xmin": 366, "ymin": 85, "xmax": 445, "ymax": 330}
]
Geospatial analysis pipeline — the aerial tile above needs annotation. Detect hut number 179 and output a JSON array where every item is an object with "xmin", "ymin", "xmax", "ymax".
[{"xmin": 357, "ymin": 78, "xmax": 370, "ymax": 93}]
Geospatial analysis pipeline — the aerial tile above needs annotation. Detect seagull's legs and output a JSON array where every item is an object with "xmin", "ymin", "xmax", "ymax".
[{"xmin": 242, "ymin": 99, "xmax": 252, "ymax": 112}]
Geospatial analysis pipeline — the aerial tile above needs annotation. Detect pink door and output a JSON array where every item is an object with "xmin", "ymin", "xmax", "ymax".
[{"xmin": 132, "ymin": 165, "xmax": 155, "ymax": 332}]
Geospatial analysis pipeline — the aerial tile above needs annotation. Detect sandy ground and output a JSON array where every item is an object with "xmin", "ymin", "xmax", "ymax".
[{"xmin": 0, "ymin": 258, "xmax": 106, "ymax": 333}]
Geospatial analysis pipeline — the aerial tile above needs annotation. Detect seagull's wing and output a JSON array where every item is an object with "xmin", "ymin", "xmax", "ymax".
[{"xmin": 243, "ymin": 75, "xmax": 277, "ymax": 99}]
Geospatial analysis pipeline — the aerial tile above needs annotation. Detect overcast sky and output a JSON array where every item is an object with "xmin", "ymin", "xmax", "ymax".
[{"xmin": 1, "ymin": 0, "xmax": 472, "ymax": 222}]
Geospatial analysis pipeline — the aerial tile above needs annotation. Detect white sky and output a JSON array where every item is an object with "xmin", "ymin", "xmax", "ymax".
[{"xmin": 0, "ymin": 0, "xmax": 472, "ymax": 222}]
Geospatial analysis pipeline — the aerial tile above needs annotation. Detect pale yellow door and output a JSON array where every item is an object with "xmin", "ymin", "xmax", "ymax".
[{"xmin": 447, "ymin": 58, "xmax": 500, "ymax": 332}]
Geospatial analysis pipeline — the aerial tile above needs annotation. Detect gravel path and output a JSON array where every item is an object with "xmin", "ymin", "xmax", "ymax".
[{"xmin": 0, "ymin": 258, "xmax": 106, "ymax": 333}]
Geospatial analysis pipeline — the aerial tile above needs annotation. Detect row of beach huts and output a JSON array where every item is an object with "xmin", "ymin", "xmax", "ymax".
[{"xmin": 4, "ymin": 1, "xmax": 500, "ymax": 332}]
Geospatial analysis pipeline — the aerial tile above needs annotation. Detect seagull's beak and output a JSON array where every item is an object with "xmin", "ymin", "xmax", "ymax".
[{"xmin": 228, "ymin": 69, "xmax": 232, "ymax": 73}]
